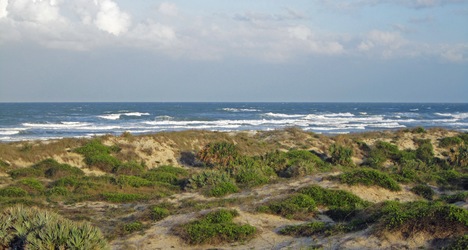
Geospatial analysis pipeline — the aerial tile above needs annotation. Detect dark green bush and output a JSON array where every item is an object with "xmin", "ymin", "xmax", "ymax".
[
  {"xmin": 123, "ymin": 221, "xmax": 143, "ymax": 233},
  {"xmin": 102, "ymin": 193, "xmax": 148, "ymax": 203},
  {"xmin": 0, "ymin": 186, "xmax": 28, "ymax": 197},
  {"xmin": 8, "ymin": 167, "xmax": 43, "ymax": 179},
  {"xmin": 115, "ymin": 175, "xmax": 153, "ymax": 188},
  {"xmin": 188, "ymin": 170, "xmax": 232, "ymax": 189},
  {"xmin": 0, "ymin": 205, "xmax": 108, "ymax": 249},
  {"xmin": 279, "ymin": 221, "xmax": 327, "ymax": 236},
  {"xmin": 337, "ymin": 169, "xmax": 401, "ymax": 191},
  {"xmin": 197, "ymin": 142, "xmax": 239, "ymax": 167},
  {"xmin": 446, "ymin": 235, "xmax": 468, "ymax": 250},
  {"xmin": 74, "ymin": 140, "xmax": 121, "ymax": 172},
  {"xmin": 46, "ymin": 186, "xmax": 70, "ymax": 196},
  {"xmin": 113, "ymin": 161, "xmax": 145, "ymax": 175},
  {"xmin": 151, "ymin": 206, "xmax": 170, "ymax": 221},
  {"xmin": 416, "ymin": 140, "xmax": 435, "ymax": 164},
  {"xmin": 259, "ymin": 194, "xmax": 316, "ymax": 219},
  {"xmin": 410, "ymin": 184, "xmax": 435, "ymax": 200},
  {"xmin": 329, "ymin": 143, "xmax": 354, "ymax": 166},
  {"xmin": 440, "ymin": 137, "xmax": 463, "ymax": 148},
  {"xmin": 441, "ymin": 192, "xmax": 468, "ymax": 203},
  {"xmin": 177, "ymin": 209, "xmax": 256, "ymax": 245},
  {"xmin": 16, "ymin": 178, "xmax": 45, "ymax": 194},
  {"xmin": 207, "ymin": 181, "xmax": 239, "ymax": 197}
]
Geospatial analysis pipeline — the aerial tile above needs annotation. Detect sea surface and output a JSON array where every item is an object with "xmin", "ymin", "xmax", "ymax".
[{"xmin": 0, "ymin": 103, "xmax": 467, "ymax": 142}]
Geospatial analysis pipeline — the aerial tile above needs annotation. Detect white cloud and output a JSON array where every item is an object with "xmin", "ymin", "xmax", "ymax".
[
  {"xmin": 0, "ymin": 0, "xmax": 8, "ymax": 18},
  {"xmin": 317, "ymin": 0, "xmax": 465, "ymax": 9},
  {"xmin": 358, "ymin": 30, "xmax": 407, "ymax": 57},
  {"xmin": 441, "ymin": 44, "xmax": 468, "ymax": 63},
  {"xmin": 6, "ymin": 0, "xmax": 64, "ymax": 23},
  {"xmin": 158, "ymin": 2, "xmax": 178, "ymax": 17},
  {"xmin": 94, "ymin": 0, "xmax": 130, "ymax": 35}
]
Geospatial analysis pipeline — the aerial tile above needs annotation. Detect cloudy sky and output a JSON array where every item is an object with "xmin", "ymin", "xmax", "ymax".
[{"xmin": 0, "ymin": 0, "xmax": 467, "ymax": 102}]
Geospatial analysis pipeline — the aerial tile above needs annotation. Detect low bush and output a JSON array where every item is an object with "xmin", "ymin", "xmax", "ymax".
[
  {"xmin": 258, "ymin": 194, "xmax": 316, "ymax": 219},
  {"xmin": 440, "ymin": 136, "xmax": 463, "ymax": 148},
  {"xmin": 279, "ymin": 221, "xmax": 327, "ymax": 237},
  {"xmin": 411, "ymin": 184, "xmax": 435, "ymax": 200},
  {"xmin": 446, "ymin": 235, "xmax": 468, "ymax": 250},
  {"xmin": 113, "ymin": 161, "xmax": 145, "ymax": 175},
  {"xmin": 0, "ymin": 187, "xmax": 28, "ymax": 198},
  {"xmin": 46, "ymin": 186, "xmax": 70, "ymax": 196},
  {"xmin": 123, "ymin": 221, "xmax": 143, "ymax": 233},
  {"xmin": 74, "ymin": 140, "xmax": 121, "ymax": 172},
  {"xmin": 0, "ymin": 205, "xmax": 108, "ymax": 249},
  {"xmin": 102, "ymin": 193, "xmax": 148, "ymax": 203},
  {"xmin": 151, "ymin": 206, "xmax": 170, "ymax": 221},
  {"xmin": 197, "ymin": 142, "xmax": 239, "ymax": 167},
  {"xmin": 329, "ymin": 143, "xmax": 354, "ymax": 166},
  {"xmin": 441, "ymin": 192, "xmax": 468, "ymax": 203},
  {"xmin": 336, "ymin": 169, "xmax": 401, "ymax": 191},
  {"xmin": 376, "ymin": 201, "xmax": 468, "ymax": 238},
  {"xmin": 8, "ymin": 167, "xmax": 42, "ymax": 179},
  {"xmin": 176, "ymin": 209, "xmax": 256, "ymax": 245},
  {"xmin": 16, "ymin": 178, "xmax": 45, "ymax": 195},
  {"xmin": 115, "ymin": 175, "xmax": 153, "ymax": 188},
  {"xmin": 188, "ymin": 170, "xmax": 233, "ymax": 189},
  {"xmin": 207, "ymin": 181, "xmax": 239, "ymax": 197}
]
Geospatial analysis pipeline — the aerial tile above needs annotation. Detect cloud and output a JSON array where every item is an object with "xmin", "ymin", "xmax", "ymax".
[
  {"xmin": 158, "ymin": 2, "xmax": 178, "ymax": 17},
  {"xmin": 0, "ymin": 0, "xmax": 8, "ymax": 18},
  {"xmin": 94, "ymin": 0, "xmax": 131, "ymax": 35},
  {"xmin": 317, "ymin": 0, "xmax": 465, "ymax": 9},
  {"xmin": 5, "ymin": 0, "xmax": 64, "ymax": 23},
  {"xmin": 358, "ymin": 30, "xmax": 408, "ymax": 58},
  {"xmin": 441, "ymin": 44, "xmax": 468, "ymax": 63}
]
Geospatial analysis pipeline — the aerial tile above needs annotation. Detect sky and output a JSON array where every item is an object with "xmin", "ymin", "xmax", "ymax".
[{"xmin": 0, "ymin": 0, "xmax": 467, "ymax": 102}]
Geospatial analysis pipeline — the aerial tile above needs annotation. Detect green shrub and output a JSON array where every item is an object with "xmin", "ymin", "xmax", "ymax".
[
  {"xmin": 279, "ymin": 221, "xmax": 327, "ymax": 236},
  {"xmin": 413, "ymin": 127, "xmax": 426, "ymax": 133},
  {"xmin": 102, "ymin": 193, "xmax": 148, "ymax": 203},
  {"xmin": 113, "ymin": 161, "xmax": 145, "ymax": 175},
  {"xmin": 123, "ymin": 221, "xmax": 143, "ymax": 233},
  {"xmin": 115, "ymin": 175, "xmax": 153, "ymax": 188},
  {"xmin": 441, "ymin": 192, "xmax": 468, "ymax": 203},
  {"xmin": 454, "ymin": 145, "xmax": 468, "ymax": 167},
  {"xmin": 0, "ymin": 205, "xmax": 108, "ymax": 249},
  {"xmin": 44, "ymin": 163, "xmax": 84, "ymax": 179},
  {"xmin": 440, "ymin": 137, "xmax": 463, "ymax": 148},
  {"xmin": 299, "ymin": 185, "xmax": 369, "ymax": 208},
  {"xmin": 337, "ymin": 169, "xmax": 401, "ymax": 191},
  {"xmin": 446, "ymin": 235, "xmax": 468, "ymax": 250},
  {"xmin": 378, "ymin": 201, "xmax": 468, "ymax": 235},
  {"xmin": 177, "ymin": 209, "xmax": 256, "ymax": 245},
  {"xmin": 259, "ymin": 194, "xmax": 316, "ymax": 219},
  {"xmin": 74, "ymin": 140, "xmax": 121, "ymax": 172},
  {"xmin": 8, "ymin": 167, "xmax": 43, "ymax": 179},
  {"xmin": 411, "ymin": 184, "xmax": 435, "ymax": 200},
  {"xmin": 207, "ymin": 181, "xmax": 239, "ymax": 197},
  {"xmin": 197, "ymin": 142, "xmax": 239, "ymax": 167},
  {"xmin": 416, "ymin": 140, "xmax": 434, "ymax": 164},
  {"xmin": 16, "ymin": 178, "xmax": 45, "ymax": 194},
  {"xmin": 0, "ymin": 187, "xmax": 28, "ymax": 197},
  {"xmin": 143, "ymin": 171, "xmax": 178, "ymax": 185},
  {"xmin": 188, "ymin": 170, "xmax": 232, "ymax": 189},
  {"xmin": 329, "ymin": 143, "xmax": 354, "ymax": 166},
  {"xmin": 46, "ymin": 186, "xmax": 70, "ymax": 196},
  {"xmin": 151, "ymin": 206, "xmax": 170, "ymax": 221}
]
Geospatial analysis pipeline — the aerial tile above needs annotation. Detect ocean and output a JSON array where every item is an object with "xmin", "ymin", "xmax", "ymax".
[{"xmin": 0, "ymin": 103, "xmax": 467, "ymax": 142}]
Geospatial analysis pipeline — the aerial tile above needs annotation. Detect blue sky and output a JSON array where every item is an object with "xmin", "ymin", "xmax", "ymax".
[{"xmin": 0, "ymin": 0, "xmax": 467, "ymax": 102}]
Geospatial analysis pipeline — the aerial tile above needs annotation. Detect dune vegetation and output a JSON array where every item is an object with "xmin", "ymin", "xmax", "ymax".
[{"xmin": 0, "ymin": 127, "xmax": 467, "ymax": 249}]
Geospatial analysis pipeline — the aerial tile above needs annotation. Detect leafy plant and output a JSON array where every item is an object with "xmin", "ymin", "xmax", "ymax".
[
  {"xmin": 0, "ymin": 187, "xmax": 28, "ymax": 198},
  {"xmin": 411, "ymin": 184, "xmax": 435, "ymax": 200},
  {"xmin": 0, "ymin": 205, "xmax": 108, "ymax": 249},
  {"xmin": 151, "ymin": 206, "xmax": 170, "ymax": 221},
  {"xmin": 336, "ymin": 168, "xmax": 401, "ymax": 191},
  {"xmin": 329, "ymin": 143, "xmax": 354, "ymax": 166},
  {"xmin": 123, "ymin": 221, "xmax": 143, "ymax": 233},
  {"xmin": 258, "ymin": 194, "xmax": 316, "ymax": 219},
  {"xmin": 197, "ymin": 142, "xmax": 239, "ymax": 167},
  {"xmin": 176, "ymin": 209, "xmax": 256, "ymax": 245}
]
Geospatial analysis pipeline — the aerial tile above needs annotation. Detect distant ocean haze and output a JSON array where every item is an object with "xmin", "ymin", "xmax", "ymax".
[{"xmin": 0, "ymin": 103, "xmax": 467, "ymax": 141}]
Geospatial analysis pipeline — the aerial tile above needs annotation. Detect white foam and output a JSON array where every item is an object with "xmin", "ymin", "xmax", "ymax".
[
  {"xmin": 22, "ymin": 122, "xmax": 90, "ymax": 129},
  {"xmin": 0, "ymin": 128, "xmax": 27, "ymax": 135},
  {"xmin": 435, "ymin": 112, "xmax": 468, "ymax": 119},
  {"xmin": 410, "ymin": 109, "xmax": 419, "ymax": 111},
  {"xmin": 156, "ymin": 115, "xmax": 173, "ymax": 120},
  {"xmin": 263, "ymin": 112, "xmax": 306, "ymax": 118},
  {"xmin": 222, "ymin": 108, "xmax": 259, "ymax": 112},
  {"xmin": 98, "ymin": 112, "xmax": 150, "ymax": 120}
]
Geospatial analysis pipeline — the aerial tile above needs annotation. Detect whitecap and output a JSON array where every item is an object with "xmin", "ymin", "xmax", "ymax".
[
  {"xmin": 22, "ymin": 122, "xmax": 90, "ymax": 129},
  {"xmin": 222, "ymin": 108, "xmax": 259, "ymax": 112},
  {"xmin": 263, "ymin": 112, "xmax": 306, "ymax": 118}
]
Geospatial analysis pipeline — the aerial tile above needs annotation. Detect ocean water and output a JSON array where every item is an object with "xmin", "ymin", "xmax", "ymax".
[{"xmin": 0, "ymin": 103, "xmax": 467, "ymax": 142}]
